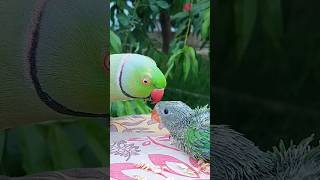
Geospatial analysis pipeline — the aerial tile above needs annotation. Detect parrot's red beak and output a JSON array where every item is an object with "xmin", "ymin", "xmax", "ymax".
[
  {"xmin": 150, "ymin": 89, "xmax": 164, "ymax": 104},
  {"xmin": 151, "ymin": 109, "xmax": 161, "ymax": 123}
]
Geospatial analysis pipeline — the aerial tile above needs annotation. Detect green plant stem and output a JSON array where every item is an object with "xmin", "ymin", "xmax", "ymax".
[
  {"xmin": 184, "ymin": 17, "xmax": 192, "ymax": 46},
  {"xmin": 184, "ymin": 1, "xmax": 193, "ymax": 46},
  {"xmin": 165, "ymin": 63, "xmax": 174, "ymax": 78},
  {"xmin": 166, "ymin": 1, "xmax": 194, "ymax": 78}
]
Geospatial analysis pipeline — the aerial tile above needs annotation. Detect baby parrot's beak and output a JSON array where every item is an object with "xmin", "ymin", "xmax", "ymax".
[
  {"xmin": 150, "ymin": 89, "xmax": 164, "ymax": 104},
  {"xmin": 151, "ymin": 109, "xmax": 161, "ymax": 123}
]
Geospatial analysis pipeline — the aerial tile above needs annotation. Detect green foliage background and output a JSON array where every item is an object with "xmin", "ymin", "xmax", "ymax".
[
  {"xmin": 214, "ymin": 0, "xmax": 320, "ymax": 150},
  {"xmin": 0, "ymin": 119, "xmax": 106, "ymax": 176},
  {"xmin": 110, "ymin": 0, "xmax": 210, "ymax": 116}
]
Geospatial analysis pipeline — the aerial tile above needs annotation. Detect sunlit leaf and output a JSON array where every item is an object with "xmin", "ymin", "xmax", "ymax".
[
  {"xmin": 124, "ymin": 101, "xmax": 135, "ymax": 115},
  {"xmin": 201, "ymin": 8, "xmax": 210, "ymax": 40},
  {"xmin": 182, "ymin": 46, "xmax": 192, "ymax": 80},
  {"xmin": 110, "ymin": 30, "xmax": 122, "ymax": 53}
]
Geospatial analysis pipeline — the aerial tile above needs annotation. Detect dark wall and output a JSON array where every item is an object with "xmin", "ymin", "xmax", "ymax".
[{"xmin": 213, "ymin": 0, "xmax": 320, "ymax": 150}]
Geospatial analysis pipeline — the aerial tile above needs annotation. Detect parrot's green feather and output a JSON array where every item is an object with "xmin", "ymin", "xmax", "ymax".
[
  {"xmin": 0, "ymin": 0, "xmax": 107, "ymax": 129},
  {"xmin": 185, "ymin": 123, "xmax": 210, "ymax": 160},
  {"xmin": 0, "ymin": 0, "xmax": 166, "ymax": 129},
  {"xmin": 36, "ymin": 0, "xmax": 107, "ymax": 114}
]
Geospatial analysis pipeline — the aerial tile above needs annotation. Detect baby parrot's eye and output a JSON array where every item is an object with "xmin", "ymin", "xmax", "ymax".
[{"xmin": 164, "ymin": 109, "xmax": 168, "ymax": 114}]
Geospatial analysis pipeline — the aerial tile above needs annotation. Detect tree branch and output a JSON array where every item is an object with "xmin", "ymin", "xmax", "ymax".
[{"xmin": 159, "ymin": 11, "xmax": 172, "ymax": 54}]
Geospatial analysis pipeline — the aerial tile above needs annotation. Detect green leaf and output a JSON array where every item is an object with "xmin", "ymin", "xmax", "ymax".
[
  {"xmin": 110, "ymin": 30, "xmax": 122, "ymax": 53},
  {"xmin": 185, "ymin": 46, "xmax": 198, "ymax": 77},
  {"xmin": 115, "ymin": 101, "xmax": 125, "ymax": 116},
  {"xmin": 201, "ymin": 8, "xmax": 210, "ymax": 40},
  {"xmin": 116, "ymin": 0, "xmax": 126, "ymax": 10},
  {"xmin": 155, "ymin": 0, "xmax": 170, "ymax": 9},
  {"xmin": 167, "ymin": 49, "xmax": 183, "ymax": 66},
  {"xmin": 183, "ymin": 47, "xmax": 192, "ymax": 80},
  {"xmin": 118, "ymin": 12, "xmax": 129, "ymax": 26},
  {"xmin": 79, "ymin": 121, "xmax": 106, "ymax": 166},
  {"xmin": 165, "ymin": 49, "xmax": 184, "ymax": 78},
  {"xmin": 135, "ymin": 100, "xmax": 151, "ymax": 114},
  {"xmin": 150, "ymin": 4, "xmax": 159, "ymax": 13},
  {"xmin": 124, "ymin": 101, "xmax": 135, "ymax": 115},
  {"xmin": 175, "ymin": 22, "xmax": 188, "ymax": 37},
  {"xmin": 171, "ymin": 12, "xmax": 188, "ymax": 21},
  {"xmin": 48, "ymin": 125, "xmax": 82, "ymax": 170},
  {"xmin": 193, "ymin": 57, "xmax": 199, "ymax": 77}
]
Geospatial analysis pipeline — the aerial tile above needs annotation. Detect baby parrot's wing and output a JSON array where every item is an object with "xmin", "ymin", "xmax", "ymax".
[{"xmin": 185, "ymin": 121, "xmax": 210, "ymax": 160}]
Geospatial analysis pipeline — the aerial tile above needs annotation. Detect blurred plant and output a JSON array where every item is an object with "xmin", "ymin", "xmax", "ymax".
[{"xmin": 0, "ymin": 119, "xmax": 106, "ymax": 176}]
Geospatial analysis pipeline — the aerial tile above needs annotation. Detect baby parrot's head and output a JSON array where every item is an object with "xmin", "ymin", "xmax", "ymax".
[
  {"xmin": 151, "ymin": 101, "xmax": 193, "ymax": 131},
  {"xmin": 121, "ymin": 54, "xmax": 166, "ymax": 103}
]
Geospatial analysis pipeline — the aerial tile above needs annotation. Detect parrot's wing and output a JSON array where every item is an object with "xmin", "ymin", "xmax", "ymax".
[{"xmin": 185, "ymin": 121, "xmax": 210, "ymax": 160}]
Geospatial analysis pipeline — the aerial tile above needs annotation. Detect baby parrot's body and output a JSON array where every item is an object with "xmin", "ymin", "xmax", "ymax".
[{"xmin": 152, "ymin": 101, "xmax": 210, "ymax": 161}]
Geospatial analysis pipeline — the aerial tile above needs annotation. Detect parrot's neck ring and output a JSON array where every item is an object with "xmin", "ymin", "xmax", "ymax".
[{"xmin": 118, "ymin": 57, "xmax": 150, "ymax": 100}]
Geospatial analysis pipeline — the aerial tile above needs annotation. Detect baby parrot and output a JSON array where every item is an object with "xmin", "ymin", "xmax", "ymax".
[{"xmin": 152, "ymin": 101, "xmax": 210, "ymax": 161}]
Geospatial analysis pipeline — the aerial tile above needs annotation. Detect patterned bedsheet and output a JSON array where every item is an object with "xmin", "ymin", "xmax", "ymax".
[{"xmin": 110, "ymin": 114, "xmax": 210, "ymax": 180}]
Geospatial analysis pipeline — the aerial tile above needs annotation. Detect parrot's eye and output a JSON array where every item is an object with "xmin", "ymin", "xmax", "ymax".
[
  {"xmin": 164, "ymin": 109, "xmax": 168, "ymax": 114},
  {"xmin": 142, "ymin": 78, "xmax": 150, "ymax": 85}
]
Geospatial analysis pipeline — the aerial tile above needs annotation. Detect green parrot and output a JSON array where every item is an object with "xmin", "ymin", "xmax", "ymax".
[
  {"xmin": 110, "ymin": 53, "xmax": 166, "ymax": 103},
  {"xmin": 0, "ymin": 0, "xmax": 166, "ymax": 129}
]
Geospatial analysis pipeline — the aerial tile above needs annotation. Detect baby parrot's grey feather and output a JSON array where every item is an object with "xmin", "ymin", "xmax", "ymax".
[{"xmin": 152, "ymin": 101, "xmax": 210, "ymax": 161}]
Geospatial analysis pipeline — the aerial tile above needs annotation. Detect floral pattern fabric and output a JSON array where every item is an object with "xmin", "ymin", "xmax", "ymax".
[{"xmin": 110, "ymin": 114, "xmax": 210, "ymax": 180}]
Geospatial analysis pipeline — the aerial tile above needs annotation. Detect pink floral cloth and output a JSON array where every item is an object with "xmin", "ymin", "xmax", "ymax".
[{"xmin": 110, "ymin": 114, "xmax": 210, "ymax": 180}]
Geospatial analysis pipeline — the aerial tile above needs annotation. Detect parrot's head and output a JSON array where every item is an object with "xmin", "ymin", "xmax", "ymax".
[
  {"xmin": 151, "ymin": 101, "xmax": 192, "ymax": 131},
  {"xmin": 121, "ymin": 54, "xmax": 167, "ymax": 103}
]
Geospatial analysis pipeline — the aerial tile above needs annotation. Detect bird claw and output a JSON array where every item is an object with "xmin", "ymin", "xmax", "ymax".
[{"xmin": 197, "ymin": 159, "xmax": 210, "ymax": 172}]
